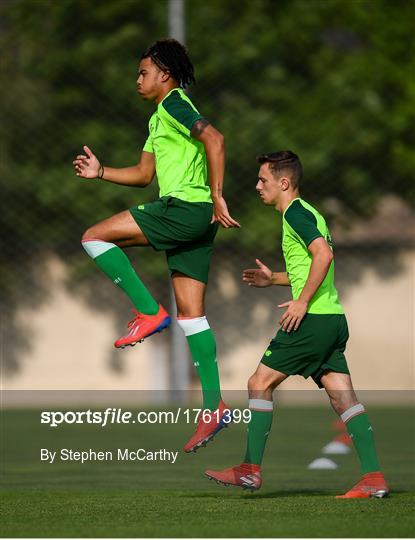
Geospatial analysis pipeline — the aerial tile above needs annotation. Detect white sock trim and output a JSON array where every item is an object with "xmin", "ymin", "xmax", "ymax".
[
  {"xmin": 82, "ymin": 239, "xmax": 117, "ymax": 259},
  {"xmin": 249, "ymin": 399, "xmax": 273, "ymax": 411},
  {"xmin": 176, "ymin": 316, "xmax": 210, "ymax": 336},
  {"xmin": 341, "ymin": 403, "xmax": 365, "ymax": 423}
]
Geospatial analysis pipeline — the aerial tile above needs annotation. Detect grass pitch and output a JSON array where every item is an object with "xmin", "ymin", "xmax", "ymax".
[{"xmin": 1, "ymin": 405, "xmax": 414, "ymax": 537}]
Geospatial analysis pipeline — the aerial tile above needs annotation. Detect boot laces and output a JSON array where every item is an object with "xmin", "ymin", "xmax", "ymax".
[
  {"xmin": 352, "ymin": 477, "xmax": 378, "ymax": 493},
  {"xmin": 127, "ymin": 310, "xmax": 144, "ymax": 328}
]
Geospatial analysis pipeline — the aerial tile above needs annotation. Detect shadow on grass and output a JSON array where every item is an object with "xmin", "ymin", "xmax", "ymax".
[
  {"xmin": 185, "ymin": 488, "xmax": 413, "ymax": 501},
  {"xmin": 182, "ymin": 488, "xmax": 335, "ymax": 499}
]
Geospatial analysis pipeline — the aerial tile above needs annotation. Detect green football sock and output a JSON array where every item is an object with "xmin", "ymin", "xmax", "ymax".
[
  {"xmin": 244, "ymin": 400, "xmax": 273, "ymax": 466},
  {"xmin": 82, "ymin": 240, "xmax": 159, "ymax": 315},
  {"xmin": 177, "ymin": 317, "xmax": 221, "ymax": 410},
  {"xmin": 342, "ymin": 404, "xmax": 380, "ymax": 474}
]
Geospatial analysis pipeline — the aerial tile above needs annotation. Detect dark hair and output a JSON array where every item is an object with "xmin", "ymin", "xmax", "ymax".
[
  {"xmin": 257, "ymin": 151, "xmax": 303, "ymax": 189},
  {"xmin": 141, "ymin": 38, "xmax": 195, "ymax": 88}
]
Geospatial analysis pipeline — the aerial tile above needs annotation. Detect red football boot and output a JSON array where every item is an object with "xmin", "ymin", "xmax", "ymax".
[
  {"xmin": 336, "ymin": 472, "xmax": 389, "ymax": 499},
  {"xmin": 183, "ymin": 400, "xmax": 232, "ymax": 453},
  {"xmin": 205, "ymin": 463, "xmax": 262, "ymax": 491},
  {"xmin": 114, "ymin": 305, "xmax": 171, "ymax": 348}
]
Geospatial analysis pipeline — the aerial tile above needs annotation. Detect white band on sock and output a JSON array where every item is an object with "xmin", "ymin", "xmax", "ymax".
[
  {"xmin": 82, "ymin": 239, "xmax": 117, "ymax": 259},
  {"xmin": 176, "ymin": 316, "xmax": 210, "ymax": 336},
  {"xmin": 341, "ymin": 403, "xmax": 365, "ymax": 423},
  {"xmin": 249, "ymin": 399, "xmax": 273, "ymax": 411}
]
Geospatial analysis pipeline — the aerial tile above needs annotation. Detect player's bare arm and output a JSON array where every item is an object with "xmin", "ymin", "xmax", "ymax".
[
  {"xmin": 271, "ymin": 272, "xmax": 290, "ymax": 286},
  {"xmin": 73, "ymin": 145, "xmax": 155, "ymax": 187},
  {"xmin": 278, "ymin": 237, "xmax": 333, "ymax": 332},
  {"xmin": 190, "ymin": 120, "xmax": 240, "ymax": 229},
  {"xmin": 243, "ymin": 259, "xmax": 290, "ymax": 287}
]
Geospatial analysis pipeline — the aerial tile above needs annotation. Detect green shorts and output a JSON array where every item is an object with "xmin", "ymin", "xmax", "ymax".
[
  {"xmin": 261, "ymin": 313, "xmax": 350, "ymax": 388},
  {"xmin": 130, "ymin": 196, "xmax": 218, "ymax": 284}
]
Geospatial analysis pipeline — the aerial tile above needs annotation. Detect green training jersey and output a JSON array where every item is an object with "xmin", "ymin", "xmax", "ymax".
[
  {"xmin": 143, "ymin": 87, "xmax": 211, "ymax": 203},
  {"xmin": 282, "ymin": 198, "xmax": 344, "ymax": 315}
]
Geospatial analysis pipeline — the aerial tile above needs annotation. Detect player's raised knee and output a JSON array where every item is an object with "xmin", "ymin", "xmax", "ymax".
[{"xmin": 81, "ymin": 227, "xmax": 97, "ymax": 243}]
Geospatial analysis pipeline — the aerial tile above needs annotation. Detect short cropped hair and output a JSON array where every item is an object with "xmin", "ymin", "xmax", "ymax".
[{"xmin": 257, "ymin": 151, "xmax": 303, "ymax": 189}]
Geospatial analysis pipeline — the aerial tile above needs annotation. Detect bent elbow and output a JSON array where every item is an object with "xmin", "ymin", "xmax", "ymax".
[
  {"xmin": 142, "ymin": 174, "xmax": 154, "ymax": 187},
  {"xmin": 316, "ymin": 248, "xmax": 333, "ymax": 268},
  {"xmin": 326, "ymin": 251, "xmax": 334, "ymax": 265},
  {"xmin": 202, "ymin": 128, "xmax": 224, "ymax": 154},
  {"xmin": 134, "ymin": 164, "xmax": 154, "ymax": 186},
  {"xmin": 214, "ymin": 131, "xmax": 225, "ymax": 151}
]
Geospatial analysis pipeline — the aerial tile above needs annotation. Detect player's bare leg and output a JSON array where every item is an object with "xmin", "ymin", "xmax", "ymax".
[
  {"xmin": 172, "ymin": 272, "xmax": 206, "ymax": 318},
  {"xmin": 247, "ymin": 363, "xmax": 288, "ymax": 401},
  {"xmin": 81, "ymin": 211, "xmax": 170, "ymax": 347},
  {"xmin": 172, "ymin": 273, "xmax": 230, "ymax": 452},
  {"xmin": 321, "ymin": 371, "xmax": 389, "ymax": 498},
  {"xmin": 206, "ymin": 365, "xmax": 287, "ymax": 490},
  {"xmin": 82, "ymin": 210, "xmax": 150, "ymax": 246}
]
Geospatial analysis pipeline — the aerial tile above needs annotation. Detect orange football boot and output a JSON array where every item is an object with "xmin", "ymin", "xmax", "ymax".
[
  {"xmin": 183, "ymin": 400, "xmax": 232, "ymax": 453},
  {"xmin": 114, "ymin": 305, "xmax": 171, "ymax": 348},
  {"xmin": 205, "ymin": 463, "xmax": 262, "ymax": 491},
  {"xmin": 336, "ymin": 472, "xmax": 389, "ymax": 499}
]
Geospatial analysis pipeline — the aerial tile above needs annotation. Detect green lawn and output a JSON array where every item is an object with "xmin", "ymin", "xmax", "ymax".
[{"xmin": 1, "ymin": 405, "xmax": 414, "ymax": 537}]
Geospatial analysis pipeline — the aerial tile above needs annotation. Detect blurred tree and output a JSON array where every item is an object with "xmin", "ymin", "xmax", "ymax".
[
  {"xmin": 188, "ymin": 0, "xmax": 415, "ymax": 248},
  {"xmin": 1, "ymin": 0, "xmax": 414, "ymax": 371},
  {"xmin": 0, "ymin": 0, "xmax": 167, "ymax": 372}
]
